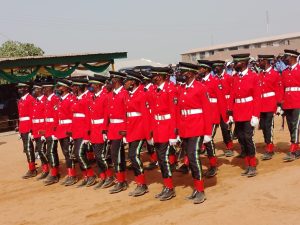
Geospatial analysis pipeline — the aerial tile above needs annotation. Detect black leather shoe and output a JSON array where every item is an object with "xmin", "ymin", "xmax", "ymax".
[
  {"xmin": 261, "ymin": 152, "xmax": 274, "ymax": 160},
  {"xmin": 175, "ymin": 164, "xmax": 189, "ymax": 174},
  {"xmin": 224, "ymin": 150, "xmax": 234, "ymax": 157},
  {"xmin": 76, "ymin": 177, "xmax": 88, "ymax": 188},
  {"xmin": 86, "ymin": 175, "xmax": 97, "ymax": 187},
  {"xmin": 155, "ymin": 187, "xmax": 166, "ymax": 199},
  {"xmin": 205, "ymin": 167, "xmax": 217, "ymax": 178},
  {"xmin": 144, "ymin": 161, "xmax": 158, "ymax": 171},
  {"xmin": 193, "ymin": 191, "xmax": 206, "ymax": 204},
  {"xmin": 129, "ymin": 184, "xmax": 149, "ymax": 197},
  {"xmin": 65, "ymin": 176, "xmax": 78, "ymax": 186},
  {"xmin": 159, "ymin": 188, "xmax": 176, "ymax": 201},
  {"xmin": 185, "ymin": 189, "xmax": 197, "ymax": 200},
  {"xmin": 36, "ymin": 172, "xmax": 49, "ymax": 180},
  {"xmin": 247, "ymin": 167, "xmax": 257, "ymax": 177},
  {"xmin": 241, "ymin": 167, "xmax": 250, "ymax": 176},
  {"xmin": 94, "ymin": 179, "xmax": 105, "ymax": 190},
  {"xmin": 109, "ymin": 182, "xmax": 128, "ymax": 194},
  {"xmin": 102, "ymin": 176, "xmax": 115, "ymax": 188},
  {"xmin": 60, "ymin": 176, "xmax": 69, "ymax": 185},
  {"xmin": 44, "ymin": 175, "xmax": 59, "ymax": 186},
  {"xmin": 22, "ymin": 170, "xmax": 37, "ymax": 179},
  {"xmin": 283, "ymin": 152, "xmax": 296, "ymax": 162}
]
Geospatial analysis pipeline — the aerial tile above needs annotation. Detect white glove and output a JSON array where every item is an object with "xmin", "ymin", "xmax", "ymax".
[
  {"xmin": 51, "ymin": 135, "xmax": 58, "ymax": 141},
  {"xmin": 41, "ymin": 136, "xmax": 46, "ymax": 142},
  {"xmin": 83, "ymin": 140, "xmax": 89, "ymax": 144},
  {"xmin": 29, "ymin": 133, "xmax": 34, "ymax": 141},
  {"xmin": 147, "ymin": 138, "xmax": 154, "ymax": 146},
  {"xmin": 122, "ymin": 137, "xmax": 128, "ymax": 144},
  {"xmin": 276, "ymin": 106, "xmax": 284, "ymax": 116},
  {"xmin": 203, "ymin": 135, "xmax": 212, "ymax": 143},
  {"xmin": 103, "ymin": 134, "xmax": 107, "ymax": 141},
  {"xmin": 250, "ymin": 116, "xmax": 259, "ymax": 127},
  {"xmin": 176, "ymin": 135, "xmax": 181, "ymax": 143},
  {"xmin": 169, "ymin": 139, "xmax": 177, "ymax": 146},
  {"xmin": 227, "ymin": 116, "xmax": 234, "ymax": 124}
]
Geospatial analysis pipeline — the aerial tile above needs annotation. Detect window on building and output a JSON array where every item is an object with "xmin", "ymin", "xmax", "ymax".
[
  {"xmin": 218, "ymin": 49, "xmax": 224, "ymax": 52},
  {"xmin": 228, "ymin": 47, "xmax": 238, "ymax": 51},
  {"xmin": 209, "ymin": 50, "xmax": 215, "ymax": 55},
  {"xmin": 254, "ymin": 43, "xmax": 261, "ymax": 48},
  {"xmin": 199, "ymin": 52, "xmax": 205, "ymax": 59},
  {"xmin": 243, "ymin": 45, "xmax": 250, "ymax": 49}
]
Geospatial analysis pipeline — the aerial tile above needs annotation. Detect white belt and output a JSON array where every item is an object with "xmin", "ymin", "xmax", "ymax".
[
  {"xmin": 110, "ymin": 119, "xmax": 124, "ymax": 124},
  {"xmin": 73, "ymin": 113, "xmax": 85, "ymax": 118},
  {"xmin": 181, "ymin": 109, "xmax": 203, "ymax": 116},
  {"xmin": 262, "ymin": 92, "xmax": 275, "ymax": 98},
  {"xmin": 19, "ymin": 116, "xmax": 30, "ymax": 121},
  {"xmin": 59, "ymin": 119, "xmax": 72, "ymax": 125},
  {"xmin": 45, "ymin": 118, "xmax": 54, "ymax": 122},
  {"xmin": 155, "ymin": 114, "xmax": 171, "ymax": 121},
  {"xmin": 209, "ymin": 98, "xmax": 218, "ymax": 103},
  {"xmin": 285, "ymin": 87, "xmax": 300, "ymax": 92},
  {"xmin": 32, "ymin": 119, "xmax": 44, "ymax": 123},
  {"xmin": 91, "ymin": 119, "xmax": 104, "ymax": 124},
  {"xmin": 225, "ymin": 95, "xmax": 230, "ymax": 99},
  {"xmin": 235, "ymin": 96, "xmax": 253, "ymax": 103},
  {"xmin": 127, "ymin": 112, "xmax": 142, "ymax": 117}
]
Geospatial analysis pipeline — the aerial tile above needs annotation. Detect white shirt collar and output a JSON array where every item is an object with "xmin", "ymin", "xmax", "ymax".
[
  {"xmin": 239, "ymin": 68, "xmax": 249, "ymax": 77},
  {"xmin": 158, "ymin": 82, "xmax": 165, "ymax": 90},
  {"xmin": 61, "ymin": 93, "xmax": 69, "ymax": 100},
  {"xmin": 145, "ymin": 83, "xmax": 152, "ymax": 90},
  {"xmin": 77, "ymin": 92, "xmax": 85, "ymax": 100},
  {"xmin": 129, "ymin": 86, "xmax": 139, "ymax": 95},
  {"xmin": 185, "ymin": 78, "xmax": 195, "ymax": 88},
  {"xmin": 113, "ymin": 86, "xmax": 123, "ymax": 94},
  {"xmin": 21, "ymin": 93, "xmax": 29, "ymax": 100},
  {"xmin": 203, "ymin": 73, "xmax": 210, "ymax": 81},
  {"xmin": 265, "ymin": 66, "xmax": 272, "ymax": 73},
  {"xmin": 83, "ymin": 90, "xmax": 89, "ymax": 95},
  {"xmin": 291, "ymin": 63, "xmax": 298, "ymax": 70},
  {"xmin": 47, "ymin": 93, "xmax": 55, "ymax": 101},
  {"xmin": 95, "ymin": 90, "xmax": 102, "ymax": 97},
  {"xmin": 37, "ymin": 95, "xmax": 44, "ymax": 101}
]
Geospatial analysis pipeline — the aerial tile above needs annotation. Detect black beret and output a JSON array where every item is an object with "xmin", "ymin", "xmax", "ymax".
[
  {"xmin": 257, "ymin": 55, "xmax": 275, "ymax": 60},
  {"xmin": 197, "ymin": 60, "xmax": 213, "ymax": 68},
  {"xmin": 109, "ymin": 71, "xmax": 127, "ymax": 79},
  {"xmin": 125, "ymin": 70, "xmax": 144, "ymax": 82},
  {"xmin": 231, "ymin": 53, "xmax": 251, "ymax": 62},
  {"xmin": 177, "ymin": 62, "xmax": 199, "ymax": 72},
  {"xmin": 56, "ymin": 79, "xmax": 72, "ymax": 87},
  {"xmin": 212, "ymin": 60, "xmax": 226, "ymax": 67},
  {"xmin": 284, "ymin": 49, "xmax": 300, "ymax": 57},
  {"xmin": 69, "ymin": 77, "xmax": 88, "ymax": 86},
  {"xmin": 150, "ymin": 67, "xmax": 172, "ymax": 76}
]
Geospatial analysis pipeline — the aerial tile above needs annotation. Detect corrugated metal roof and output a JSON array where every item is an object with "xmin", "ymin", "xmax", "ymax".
[{"xmin": 182, "ymin": 32, "xmax": 300, "ymax": 55}]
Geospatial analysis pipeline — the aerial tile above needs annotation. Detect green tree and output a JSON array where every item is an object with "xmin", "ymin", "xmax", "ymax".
[{"xmin": 0, "ymin": 40, "xmax": 44, "ymax": 57}]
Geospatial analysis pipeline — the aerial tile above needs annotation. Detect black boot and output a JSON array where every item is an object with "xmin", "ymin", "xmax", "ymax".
[
  {"xmin": 247, "ymin": 167, "xmax": 257, "ymax": 177},
  {"xmin": 175, "ymin": 164, "xmax": 189, "ymax": 174},
  {"xmin": 205, "ymin": 167, "xmax": 217, "ymax": 178},
  {"xmin": 76, "ymin": 177, "xmax": 88, "ymax": 188},
  {"xmin": 159, "ymin": 188, "xmax": 176, "ymax": 201},
  {"xmin": 283, "ymin": 152, "xmax": 296, "ymax": 162},
  {"xmin": 185, "ymin": 189, "xmax": 197, "ymax": 200},
  {"xmin": 144, "ymin": 161, "xmax": 158, "ymax": 171},
  {"xmin": 109, "ymin": 182, "xmax": 128, "ymax": 194},
  {"xmin": 44, "ymin": 175, "xmax": 59, "ymax": 186},
  {"xmin": 22, "ymin": 170, "xmax": 37, "ymax": 179},
  {"xmin": 65, "ymin": 176, "xmax": 78, "ymax": 186},
  {"xmin": 261, "ymin": 152, "xmax": 274, "ymax": 160},
  {"xmin": 128, "ymin": 184, "xmax": 149, "ymax": 197},
  {"xmin": 193, "ymin": 191, "xmax": 206, "ymax": 204},
  {"xmin": 102, "ymin": 176, "xmax": 115, "ymax": 188},
  {"xmin": 94, "ymin": 179, "xmax": 105, "ymax": 190},
  {"xmin": 86, "ymin": 175, "xmax": 97, "ymax": 187},
  {"xmin": 155, "ymin": 187, "xmax": 166, "ymax": 199},
  {"xmin": 36, "ymin": 172, "xmax": 49, "ymax": 180},
  {"xmin": 241, "ymin": 167, "xmax": 250, "ymax": 176}
]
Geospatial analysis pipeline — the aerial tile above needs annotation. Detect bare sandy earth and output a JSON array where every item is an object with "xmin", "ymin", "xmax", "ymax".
[{"xmin": 0, "ymin": 116, "xmax": 300, "ymax": 225}]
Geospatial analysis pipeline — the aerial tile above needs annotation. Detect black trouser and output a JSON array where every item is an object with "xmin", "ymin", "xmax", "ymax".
[
  {"xmin": 219, "ymin": 117, "xmax": 232, "ymax": 145},
  {"xmin": 182, "ymin": 136, "xmax": 203, "ymax": 180},
  {"xmin": 154, "ymin": 142, "xmax": 172, "ymax": 179},
  {"xmin": 146, "ymin": 142, "xmax": 155, "ymax": 155},
  {"xmin": 74, "ymin": 138, "xmax": 90, "ymax": 171},
  {"xmin": 128, "ymin": 140, "xmax": 144, "ymax": 176},
  {"xmin": 204, "ymin": 124, "xmax": 217, "ymax": 157},
  {"xmin": 259, "ymin": 112, "xmax": 274, "ymax": 144},
  {"xmin": 59, "ymin": 137, "xmax": 74, "ymax": 169},
  {"xmin": 285, "ymin": 109, "xmax": 300, "ymax": 144},
  {"xmin": 111, "ymin": 139, "xmax": 126, "ymax": 173},
  {"xmin": 46, "ymin": 137, "xmax": 59, "ymax": 168},
  {"xmin": 35, "ymin": 137, "xmax": 48, "ymax": 165},
  {"xmin": 235, "ymin": 121, "xmax": 256, "ymax": 157},
  {"xmin": 92, "ymin": 143, "xmax": 108, "ymax": 174},
  {"xmin": 20, "ymin": 132, "xmax": 35, "ymax": 163}
]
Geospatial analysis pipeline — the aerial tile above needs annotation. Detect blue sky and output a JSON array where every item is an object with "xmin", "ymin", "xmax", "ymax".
[{"xmin": 0, "ymin": 0, "xmax": 299, "ymax": 63}]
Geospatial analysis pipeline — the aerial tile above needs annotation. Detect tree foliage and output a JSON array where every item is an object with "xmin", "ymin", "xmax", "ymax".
[{"xmin": 0, "ymin": 40, "xmax": 44, "ymax": 57}]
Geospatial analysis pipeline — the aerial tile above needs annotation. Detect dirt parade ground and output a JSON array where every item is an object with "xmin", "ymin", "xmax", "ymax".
[{"xmin": 0, "ymin": 116, "xmax": 300, "ymax": 225}]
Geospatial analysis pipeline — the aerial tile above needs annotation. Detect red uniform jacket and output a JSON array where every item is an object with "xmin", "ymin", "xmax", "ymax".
[
  {"xmin": 281, "ymin": 63, "xmax": 300, "ymax": 109},
  {"xmin": 228, "ymin": 69, "xmax": 261, "ymax": 121},
  {"xmin": 107, "ymin": 87, "xmax": 127, "ymax": 140},
  {"xmin": 202, "ymin": 74, "xmax": 228, "ymax": 124},
  {"xmin": 125, "ymin": 86, "xmax": 150, "ymax": 142},
  {"xmin": 18, "ymin": 93, "xmax": 35, "ymax": 134},
  {"xmin": 31, "ymin": 95, "xmax": 46, "ymax": 138},
  {"xmin": 149, "ymin": 82, "xmax": 177, "ymax": 143},
  {"xmin": 89, "ymin": 90, "xmax": 108, "ymax": 144},
  {"xmin": 71, "ymin": 93, "xmax": 90, "ymax": 139},
  {"xmin": 215, "ymin": 72, "xmax": 233, "ymax": 108},
  {"xmin": 259, "ymin": 67, "xmax": 283, "ymax": 113},
  {"xmin": 55, "ymin": 93, "xmax": 75, "ymax": 139},
  {"xmin": 44, "ymin": 93, "xmax": 59, "ymax": 138},
  {"xmin": 177, "ymin": 80, "xmax": 212, "ymax": 138}
]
